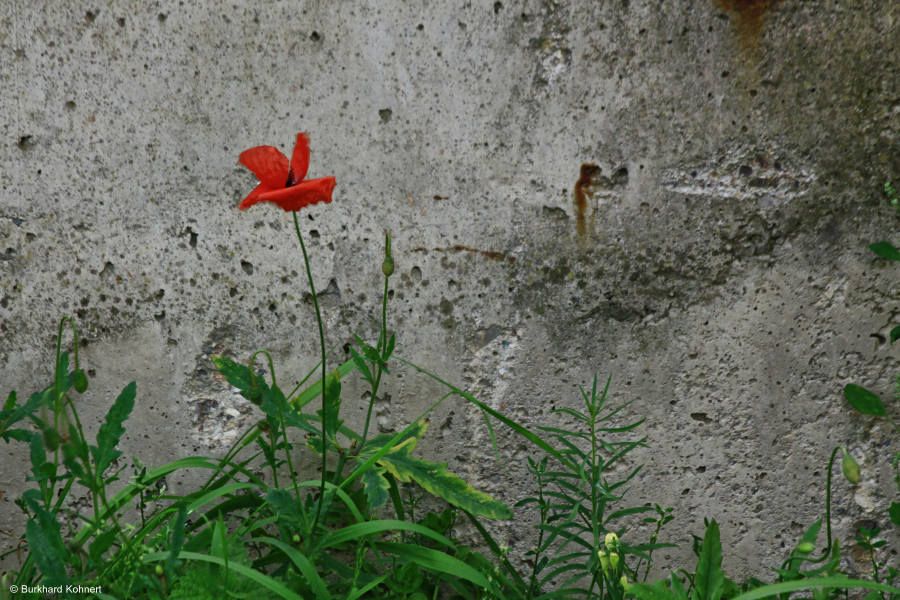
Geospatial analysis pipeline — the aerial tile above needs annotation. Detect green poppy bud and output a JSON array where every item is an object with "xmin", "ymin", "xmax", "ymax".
[
  {"xmin": 155, "ymin": 565, "xmax": 164, "ymax": 576},
  {"xmin": 620, "ymin": 575, "xmax": 631, "ymax": 592},
  {"xmin": 598, "ymin": 550, "xmax": 610, "ymax": 571},
  {"xmin": 609, "ymin": 552, "xmax": 619, "ymax": 570},
  {"xmin": 293, "ymin": 534, "xmax": 301, "ymax": 543},
  {"xmin": 382, "ymin": 232, "xmax": 394, "ymax": 277},
  {"xmin": 42, "ymin": 427, "xmax": 61, "ymax": 452},
  {"xmin": 73, "ymin": 369, "xmax": 89, "ymax": 394},
  {"xmin": 605, "ymin": 532, "xmax": 619, "ymax": 549},
  {"xmin": 382, "ymin": 256, "xmax": 395, "ymax": 277},
  {"xmin": 797, "ymin": 542, "xmax": 815, "ymax": 554},
  {"xmin": 842, "ymin": 449, "xmax": 860, "ymax": 485}
]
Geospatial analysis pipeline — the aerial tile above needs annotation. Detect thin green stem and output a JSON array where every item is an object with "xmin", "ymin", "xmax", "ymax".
[
  {"xmin": 360, "ymin": 274, "xmax": 390, "ymax": 450},
  {"xmin": 250, "ymin": 350, "xmax": 298, "ymax": 496},
  {"xmin": 293, "ymin": 212, "xmax": 329, "ymax": 538}
]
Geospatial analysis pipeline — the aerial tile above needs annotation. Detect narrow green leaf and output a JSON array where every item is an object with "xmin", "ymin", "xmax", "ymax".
[
  {"xmin": 692, "ymin": 519, "xmax": 724, "ymax": 600},
  {"xmin": 869, "ymin": 242, "xmax": 900, "ymax": 261},
  {"xmin": 728, "ymin": 577, "xmax": 900, "ymax": 600},
  {"xmin": 843, "ymin": 384, "xmax": 887, "ymax": 417},
  {"xmin": 375, "ymin": 541, "xmax": 495, "ymax": 591},
  {"xmin": 292, "ymin": 358, "xmax": 357, "ymax": 410},
  {"xmin": 144, "ymin": 550, "xmax": 307, "ymax": 600},
  {"xmin": 257, "ymin": 537, "xmax": 332, "ymax": 600},
  {"xmin": 890, "ymin": 502, "xmax": 900, "ymax": 527},
  {"xmin": 165, "ymin": 502, "xmax": 188, "ymax": 581},
  {"xmin": 397, "ymin": 357, "xmax": 578, "ymax": 472}
]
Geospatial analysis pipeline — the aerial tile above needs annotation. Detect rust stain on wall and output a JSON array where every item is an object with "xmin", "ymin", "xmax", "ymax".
[
  {"xmin": 411, "ymin": 245, "xmax": 516, "ymax": 263},
  {"xmin": 574, "ymin": 164, "xmax": 601, "ymax": 239},
  {"xmin": 714, "ymin": 0, "xmax": 782, "ymax": 49}
]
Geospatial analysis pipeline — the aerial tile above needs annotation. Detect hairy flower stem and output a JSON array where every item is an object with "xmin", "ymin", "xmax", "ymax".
[
  {"xmin": 293, "ymin": 212, "xmax": 329, "ymax": 536},
  {"xmin": 360, "ymin": 276, "xmax": 390, "ymax": 450}
]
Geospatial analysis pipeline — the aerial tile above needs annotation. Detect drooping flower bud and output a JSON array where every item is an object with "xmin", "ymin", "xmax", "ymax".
[
  {"xmin": 293, "ymin": 534, "xmax": 301, "ymax": 544},
  {"xmin": 598, "ymin": 550, "xmax": 610, "ymax": 571},
  {"xmin": 155, "ymin": 565, "xmax": 164, "ymax": 576},
  {"xmin": 42, "ymin": 427, "xmax": 61, "ymax": 452},
  {"xmin": 797, "ymin": 542, "xmax": 814, "ymax": 554},
  {"xmin": 620, "ymin": 575, "xmax": 631, "ymax": 592},
  {"xmin": 609, "ymin": 552, "xmax": 619, "ymax": 570},
  {"xmin": 73, "ymin": 369, "xmax": 89, "ymax": 394},
  {"xmin": 841, "ymin": 448, "xmax": 860, "ymax": 485},
  {"xmin": 382, "ymin": 232, "xmax": 394, "ymax": 277},
  {"xmin": 605, "ymin": 532, "xmax": 619, "ymax": 549}
]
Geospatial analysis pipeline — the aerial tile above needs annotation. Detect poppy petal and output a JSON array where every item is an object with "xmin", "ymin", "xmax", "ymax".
[
  {"xmin": 238, "ymin": 182, "xmax": 277, "ymax": 210},
  {"xmin": 290, "ymin": 133, "xmax": 310, "ymax": 184},
  {"xmin": 257, "ymin": 176, "xmax": 336, "ymax": 212},
  {"xmin": 238, "ymin": 145, "xmax": 289, "ymax": 189}
]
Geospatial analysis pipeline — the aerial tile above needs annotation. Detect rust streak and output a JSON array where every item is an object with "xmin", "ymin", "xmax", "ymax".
[
  {"xmin": 411, "ymin": 245, "xmax": 512, "ymax": 262},
  {"xmin": 714, "ymin": 0, "xmax": 782, "ymax": 50},
  {"xmin": 574, "ymin": 164, "xmax": 600, "ymax": 239}
]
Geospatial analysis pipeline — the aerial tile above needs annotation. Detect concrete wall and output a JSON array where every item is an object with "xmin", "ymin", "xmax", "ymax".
[{"xmin": 2, "ymin": 0, "xmax": 900, "ymax": 582}]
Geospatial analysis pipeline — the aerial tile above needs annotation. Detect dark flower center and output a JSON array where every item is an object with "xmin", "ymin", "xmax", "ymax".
[{"xmin": 286, "ymin": 168, "xmax": 298, "ymax": 188}]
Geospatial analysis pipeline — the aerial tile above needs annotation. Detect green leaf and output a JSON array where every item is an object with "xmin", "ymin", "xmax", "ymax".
[
  {"xmin": 90, "ymin": 381, "xmax": 137, "ymax": 483},
  {"xmin": 388, "ymin": 452, "xmax": 511, "ymax": 519},
  {"xmin": 869, "ymin": 242, "xmax": 900, "ymax": 261},
  {"xmin": 3, "ymin": 390, "xmax": 15, "ymax": 411},
  {"xmin": 144, "ymin": 550, "xmax": 307, "ymax": 600},
  {"xmin": 890, "ymin": 325, "xmax": 900, "ymax": 346},
  {"xmin": 843, "ymin": 384, "xmax": 887, "ymax": 417},
  {"xmin": 211, "ymin": 354, "xmax": 266, "ymax": 404},
  {"xmin": 291, "ymin": 358, "xmax": 357, "ymax": 410},
  {"xmin": 26, "ymin": 518, "xmax": 68, "ymax": 587},
  {"xmin": 890, "ymin": 503, "xmax": 900, "ymax": 527},
  {"xmin": 371, "ymin": 421, "xmax": 512, "ymax": 519},
  {"xmin": 349, "ymin": 347, "xmax": 373, "ymax": 384},
  {"xmin": 729, "ymin": 577, "xmax": 900, "ymax": 600},
  {"xmin": 692, "ymin": 519, "xmax": 725, "ymax": 600},
  {"xmin": 166, "ymin": 502, "xmax": 188, "ymax": 581},
  {"xmin": 629, "ymin": 581, "xmax": 682, "ymax": 600},
  {"xmin": 358, "ymin": 465, "xmax": 391, "ymax": 510},
  {"xmin": 374, "ymin": 541, "xmax": 495, "ymax": 591},
  {"xmin": 322, "ymin": 369, "xmax": 342, "ymax": 440}
]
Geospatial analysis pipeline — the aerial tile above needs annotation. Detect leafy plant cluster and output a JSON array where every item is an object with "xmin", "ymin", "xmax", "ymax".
[{"xmin": 5, "ymin": 184, "xmax": 900, "ymax": 600}]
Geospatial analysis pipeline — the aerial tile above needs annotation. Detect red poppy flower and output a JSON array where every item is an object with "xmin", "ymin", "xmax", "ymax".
[{"xmin": 238, "ymin": 133, "xmax": 336, "ymax": 212}]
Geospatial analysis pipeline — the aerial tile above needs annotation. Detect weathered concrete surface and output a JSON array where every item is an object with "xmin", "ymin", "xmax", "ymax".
[{"xmin": 2, "ymin": 0, "xmax": 900, "ymax": 583}]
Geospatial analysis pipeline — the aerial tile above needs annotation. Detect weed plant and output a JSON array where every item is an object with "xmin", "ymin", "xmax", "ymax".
[{"xmin": 2, "ymin": 136, "xmax": 900, "ymax": 600}]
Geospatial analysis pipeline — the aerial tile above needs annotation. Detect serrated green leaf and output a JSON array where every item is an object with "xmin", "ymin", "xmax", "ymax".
[
  {"xmin": 358, "ymin": 465, "xmax": 391, "ymax": 510},
  {"xmin": 374, "ymin": 422, "xmax": 511, "ymax": 519},
  {"xmin": 361, "ymin": 419, "xmax": 428, "ymax": 454},
  {"xmin": 692, "ymin": 519, "xmax": 724, "ymax": 600},
  {"xmin": 870, "ymin": 242, "xmax": 900, "ymax": 261},
  {"xmin": 843, "ymin": 384, "xmax": 887, "ymax": 416},
  {"xmin": 349, "ymin": 346, "xmax": 373, "ymax": 384},
  {"xmin": 90, "ymin": 381, "xmax": 136, "ymax": 482},
  {"xmin": 26, "ymin": 518, "xmax": 68, "ymax": 587}
]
